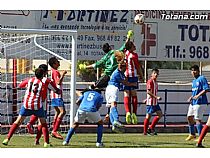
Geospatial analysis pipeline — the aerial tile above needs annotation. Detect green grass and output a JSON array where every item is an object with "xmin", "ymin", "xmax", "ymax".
[{"xmin": 0, "ymin": 133, "xmax": 209, "ymax": 148}]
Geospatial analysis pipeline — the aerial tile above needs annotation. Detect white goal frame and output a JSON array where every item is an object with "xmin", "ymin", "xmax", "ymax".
[{"xmin": 0, "ymin": 28, "xmax": 77, "ymax": 128}]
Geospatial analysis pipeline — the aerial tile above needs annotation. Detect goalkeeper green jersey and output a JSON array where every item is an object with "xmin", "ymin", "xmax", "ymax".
[{"xmin": 94, "ymin": 44, "xmax": 126, "ymax": 76}]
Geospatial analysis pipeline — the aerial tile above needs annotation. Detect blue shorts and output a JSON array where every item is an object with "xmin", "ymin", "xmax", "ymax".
[
  {"xmin": 146, "ymin": 105, "xmax": 162, "ymax": 114},
  {"xmin": 19, "ymin": 106, "xmax": 46, "ymax": 118},
  {"xmin": 124, "ymin": 77, "xmax": 138, "ymax": 90},
  {"xmin": 51, "ymin": 98, "xmax": 64, "ymax": 107}
]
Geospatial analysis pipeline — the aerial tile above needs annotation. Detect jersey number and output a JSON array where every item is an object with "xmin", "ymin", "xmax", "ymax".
[
  {"xmin": 87, "ymin": 93, "xmax": 95, "ymax": 101},
  {"xmin": 29, "ymin": 82, "xmax": 39, "ymax": 94}
]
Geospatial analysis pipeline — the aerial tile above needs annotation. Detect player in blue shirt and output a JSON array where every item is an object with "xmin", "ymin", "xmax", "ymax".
[
  {"xmin": 105, "ymin": 60, "xmax": 137, "ymax": 133},
  {"xmin": 185, "ymin": 65, "xmax": 209, "ymax": 141},
  {"xmin": 62, "ymin": 88, "xmax": 104, "ymax": 147}
]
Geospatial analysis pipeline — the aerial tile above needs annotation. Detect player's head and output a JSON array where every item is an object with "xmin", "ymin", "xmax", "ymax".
[
  {"xmin": 125, "ymin": 41, "xmax": 136, "ymax": 51},
  {"xmin": 48, "ymin": 57, "xmax": 60, "ymax": 69},
  {"xmin": 35, "ymin": 68, "xmax": 44, "ymax": 79},
  {"xmin": 38, "ymin": 64, "xmax": 48, "ymax": 76},
  {"xmin": 191, "ymin": 65, "xmax": 200, "ymax": 78},
  {"xmin": 102, "ymin": 43, "xmax": 111, "ymax": 53},
  {"xmin": 114, "ymin": 50, "xmax": 125, "ymax": 63},
  {"xmin": 151, "ymin": 68, "xmax": 159, "ymax": 80},
  {"xmin": 118, "ymin": 60, "xmax": 127, "ymax": 72}
]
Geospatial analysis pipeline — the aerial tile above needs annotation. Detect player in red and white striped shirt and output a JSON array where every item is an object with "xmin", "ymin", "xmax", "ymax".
[
  {"xmin": 143, "ymin": 69, "xmax": 162, "ymax": 135},
  {"xmin": 2, "ymin": 68, "xmax": 51, "ymax": 147},
  {"xmin": 49, "ymin": 57, "xmax": 67, "ymax": 139},
  {"xmin": 25, "ymin": 64, "xmax": 61, "ymax": 144},
  {"xmin": 124, "ymin": 41, "xmax": 143, "ymax": 125}
]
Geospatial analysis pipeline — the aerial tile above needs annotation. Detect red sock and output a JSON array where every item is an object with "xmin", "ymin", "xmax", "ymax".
[
  {"xmin": 29, "ymin": 115, "xmax": 38, "ymax": 125},
  {"xmin": 144, "ymin": 118, "xmax": 149, "ymax": 134},
  {"xmin": 53, "ymin": 117, "xmax": 62, "ymax": 132},
  {"xmin": 124, "ymin": 96, "xmax": 131, "ymax": 113},
  {"xmin": 150, "ymin": 116, "xmax": 160, "ymax": 129},
  {"xmin": 52, "ymin": 117, "xmax": 57, "ymax": 128},
  {"xmin": 35, "ymin": 125, "xmax": 42, "ymax": 142},
  {"xmin": 7, "ymin": 123, "xmax": 19, "ymax": 140},
  {"xmin": 42, "ymin": 123, "xmax": 49, "ymax": 144},
  {"xmin": 198, "ymin": 125, "xmax": 209, "ymax": 144},
  {"xmin": 132, "ymin": 96, "xmax": 138, "ymax": 114}
]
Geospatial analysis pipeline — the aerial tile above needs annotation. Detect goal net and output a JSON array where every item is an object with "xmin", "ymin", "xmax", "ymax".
[{"xmin": 0, "ymin": 28, "xmax": 77, "ymax": 135}]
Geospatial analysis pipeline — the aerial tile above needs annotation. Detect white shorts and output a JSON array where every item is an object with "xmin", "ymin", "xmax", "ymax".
[
  {"xmin": 74, "ymin": 109, "xmax": 101, "ymax": 123},
  {"xmin": 105, "ymin": 85, "xmax": 119, "ymax": 106},
  {"xmin": 187, "ymin": 104, "xmax": 207, "ymax": 120}
]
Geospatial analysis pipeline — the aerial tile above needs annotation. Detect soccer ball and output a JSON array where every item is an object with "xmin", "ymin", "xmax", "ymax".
[{"xmin": 134, "ymin": 14, "xmax": 145, "ymax": 25}]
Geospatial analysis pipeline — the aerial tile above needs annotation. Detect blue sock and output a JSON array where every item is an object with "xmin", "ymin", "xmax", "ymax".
[
  {"xmin": 196, "ymin": 123, "xmax": 203, "ymax": 136},
  {"xmin": 110, "ymin": 107, "xmax": 119, "ymax": 122},
  {"xmin": 189, "ymin": 124, "xmax": 195, "ymax": 135},
  {"xmin": 65, "ymin": 128, "xmax": 75, "ymax": 143},
  {"xmin": 97, "ymin": 124, "xmax": 103, "ymax": 143},
  {"xmin": 109, "ymin": 112, "xmax": 114, "ymax": 125}
]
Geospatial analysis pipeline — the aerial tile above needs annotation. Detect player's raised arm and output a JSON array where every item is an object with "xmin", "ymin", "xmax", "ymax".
[{"xmin": 18, "ymin": 78, "xmax": 29, "ymax": 88}]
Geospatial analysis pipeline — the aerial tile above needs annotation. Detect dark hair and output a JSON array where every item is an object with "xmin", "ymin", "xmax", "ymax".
[
  {"xmin": 81, "ymin": 87, "xmax": 102, "ymax": 94},
  {"xmin": 125, "ymin": 41, "xmax": 134, "ymax": 50},
  {"xmin": 38, "ymin": 64, "xmax": 48, "ymax": 72},
  {"xmin": 191, "ymin": 65, "xmax": 199, "ymax": 71},
  {"xmin": 94, "ymin": 89, "xmax": 102, "ymax": 94},
  {"xmin": 152, "ymin": 68, "xmax": 159, "ymax": 73},
  {"xmin": 48, "ymin": 57, "xmax": 58, "ymax": 68},
  {"xmin": 102, "ymin": 43, "xmax": 111, "ymax": 53},
  {"xmin": 35, "ymin": 68, "xmax": 44, "ymax": 79}
]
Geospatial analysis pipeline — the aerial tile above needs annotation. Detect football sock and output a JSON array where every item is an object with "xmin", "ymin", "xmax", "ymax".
[
  {"xmin": 65, "ymin": 128, "xmax": 75, "ymax": 143},
  {"xmin": 97, "ymin": 124, "xmax": 103, "ymax": 143},
  {"xmin": 196, "ymin": 123, "xmax": 203, "ymax": 136},
  {"xmin": 109, "ymin": 111, "xmax": 114, "ymax": 125},
  {"xmin": 198, "ymin": 125, "xmax": 209, "ymax": 144},
  {"xmin": 150, "ymin": 116, "xmax": 160, "ymax": 129},
  {"xmin": 7, "ymin": 123, "xmax": 19, "ymax": 140},
  {"xmin": 53, "ymin": 117, "xmax": 62, "ymax": 132},
  {"xmin": 42, "ymin": 123, "xmax": 49, "ymax": 144},
  {"xmin": 110, "ymin": 106, "xmax": 119, "ymax": 122},
  {"xmin": 143, "ymin": 118, "xmax": 149, "ymax": 134},
  {"xmin": 189, "ymin": 124, "xmax": 195, "ymax": 135},
  {"xmin": 29, "ymin": 115, "xmax": 38, "ymax": 125},
  {"xmin": 124, "ymin": 96, "xmax": 130, "ymax": 113},
  {"xmin": 52, "ymin": 116, "xmax": 58, "ymax": 128},
  {"xmin": 132, "ymin": 96, "xmax": 138, "ymax": 114},
  {"xmin": 35, "ymin": 125, "xmax": 42, "ymax": 142}
]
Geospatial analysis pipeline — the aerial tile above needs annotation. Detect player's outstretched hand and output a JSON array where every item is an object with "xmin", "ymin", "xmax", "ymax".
[
  {"xmin": 62, "ymin": 70, "xmax": 67, "ymax": 76},
  {"xmin": 157, "ymin": 96, "xmax": 162, "ymax": 100},
  {"xmin": 79, "ymin": 63, "xmax": 86, "ymax": 70},
  {"xmin": 127, "ymin": 30, "xmax": 134, "ymax": 39}
]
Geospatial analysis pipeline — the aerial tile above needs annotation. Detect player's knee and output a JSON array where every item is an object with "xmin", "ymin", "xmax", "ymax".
[
  {"xmin": 97, "ymin": 120, "xmax": 103, "ymax": 125},
  {"xmin": 61, "ymin": 110, "xmax": 66, "ymax": 116},
  {"xmin": 73, "ymin": 122, "xmax": 79, "ymax": 128},
  {"xmin": 158, "ymin": 113, "xmax": 163, "ymax": 118}
]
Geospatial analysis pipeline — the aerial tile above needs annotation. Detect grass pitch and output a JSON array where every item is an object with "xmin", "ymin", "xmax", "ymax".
[{"xmin": 0, "ymin": 133, "xmax": 209, "ymax": 148}]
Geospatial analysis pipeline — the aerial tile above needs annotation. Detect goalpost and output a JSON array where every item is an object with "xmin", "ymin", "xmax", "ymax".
[{"xmin": 0, "ymin": 28, "xmax": 77, "ymax": 134}]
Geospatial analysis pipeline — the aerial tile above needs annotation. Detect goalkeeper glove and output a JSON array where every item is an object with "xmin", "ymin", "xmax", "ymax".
[
  {"xmin": 79, "ymin": 63, "xmax": 86, "ymax": 70},
  {"xmin": 127, "ymin": 30, "xmax": 134, "ymax": 39}
]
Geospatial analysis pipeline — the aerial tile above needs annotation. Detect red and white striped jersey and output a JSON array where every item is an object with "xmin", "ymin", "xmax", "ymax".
[
  {"xmin": 42, "ymin": 77, "xmax": 60, "ymax": 110},
  {"xmin": 50, "ymin": 68, "xmax": 63, "ymax": 99},
  {"xmin": 146, "ymin": 78, "xmax": 158, "ymax": 106},
  {"xmin": 22, "ymin": 77, "xmax": 43, "ymax": 110},
  {"xmin": 125, "ymin": 50, "xmax": 140, "ymax": 77}
]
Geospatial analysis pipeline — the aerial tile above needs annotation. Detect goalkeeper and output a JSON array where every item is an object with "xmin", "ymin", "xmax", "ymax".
[
  {"xmin": 82, "ymin": 30, "xmax": 133, "ymax": 122},
  {"xmin": 83, "ymin": 30, "xmax": 134, "ymax": 89}
]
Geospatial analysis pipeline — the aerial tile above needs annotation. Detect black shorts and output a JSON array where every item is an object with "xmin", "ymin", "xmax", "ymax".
[{"xmin": 94, "ymin": 75, "xmax": 110, "ymax": 89}]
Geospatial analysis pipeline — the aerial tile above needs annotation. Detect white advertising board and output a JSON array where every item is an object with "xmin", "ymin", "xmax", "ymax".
[{"xmin": 1, "ymin": 10, "xmax": 210, "ymax": 61}]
